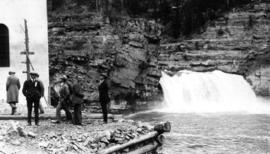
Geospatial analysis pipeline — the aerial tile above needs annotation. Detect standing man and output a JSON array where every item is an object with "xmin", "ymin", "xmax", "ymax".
[
  {"xmin": 6, "ymin": 71, "xmax": 20, "ymax": 115},
  {"xmin": 52, "ymin": 75, "xmax": 72, "ymax": 124},
  {"xmin": 70, "ymin": 79, "xmax": 84, "ymax": 125},
  {"xmin": 22, "ymin": 72, "xmax": 44, "ymax": 126},
  {"xmin": 98, "ymin": 76, "xmax": 110, "ymax": 123}
]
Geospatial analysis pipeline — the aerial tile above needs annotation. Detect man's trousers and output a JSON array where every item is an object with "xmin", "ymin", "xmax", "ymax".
[{"xmin": 27, "ymin": 98, "xmax": 40, "ymax": 125}]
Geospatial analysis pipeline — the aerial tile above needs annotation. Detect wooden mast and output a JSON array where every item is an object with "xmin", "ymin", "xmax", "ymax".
[{"xmin": 21, "ymin": 19, "xmax": 34, "ymax": 80}]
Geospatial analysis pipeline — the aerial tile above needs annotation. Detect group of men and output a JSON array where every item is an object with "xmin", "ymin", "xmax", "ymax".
[
  {"xmin": 51, "ymin": 75, "xmax": 110, "ymax": 125},
  {"xmin": 52, "ymin": 75, "xmax": 110, "ymax": 125},
  {"xmin": 51, "ymin": 75, "xmax": 84, "ymax": 125},
  {"xmin": 6, "ymin": 70, "xmax": 111, "ymax": 126}
]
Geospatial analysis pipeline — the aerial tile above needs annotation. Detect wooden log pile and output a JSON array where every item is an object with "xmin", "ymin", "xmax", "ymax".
[{"xmin": 98, "ymin": 121, "xmax": 171, "ymax": 154}]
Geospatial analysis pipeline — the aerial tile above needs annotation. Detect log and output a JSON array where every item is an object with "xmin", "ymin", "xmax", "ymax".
[
  {"xmin": 127, "ymin": 141, "xmax": 159, "ymax": 154},
  {"xmin": 97, "ymin": 131, "xmax": 159, "ymax": 154},
  {"xmin": 154, "ymin": 121, "xmax": 171, "ymax": 133},
  {"xmin": 164, "ymin": 121, "xmax": 171, "ymax": 132},
  {"xmin": 97, "ymin": 122, "xmax": 171, "ymax": 154},
  {"xmin": 156, "ymin": 134, "xmax": 165, "ymax": 145},
  {"xmin": 70, "ymin": 141, "xmax": 87, "ymax": 152}
]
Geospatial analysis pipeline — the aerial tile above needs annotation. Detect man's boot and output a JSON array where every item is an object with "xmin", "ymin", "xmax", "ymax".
[
  {"xmin": 11, "ymin": 107, "xmax": 15, "ymax": 115},
  {"xmin": 51, "ymin": 120, "xmax": 60, "ymax": 124},
  {"xmin": 13, "ymin": 107, "xmax": 20, "ymax": 115},
  {"xmin": 10, "ymin": 102, "xmax": 15, "ymax": 115}
]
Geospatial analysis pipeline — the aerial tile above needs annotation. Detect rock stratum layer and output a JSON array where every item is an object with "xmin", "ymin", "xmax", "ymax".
[
  {"xmin": 48, "ymin": 2, "xmax": 162, "ymax": 112},
  {"xmin": 48, "ymin": 1, "xmax": 270, "ymax": 112},
  {"xmin": 158, "ymin": 2, "xmax": 270, "ymax": 96}
]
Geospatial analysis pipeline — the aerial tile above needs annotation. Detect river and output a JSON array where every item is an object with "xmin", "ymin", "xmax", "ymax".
[
  {"xmin": 130, "ymin": 111, "xmax": 270, "ymax": 154},
  {"xmin": 129, "ymin": 70, "xmax": 270, "ymax": 153}
]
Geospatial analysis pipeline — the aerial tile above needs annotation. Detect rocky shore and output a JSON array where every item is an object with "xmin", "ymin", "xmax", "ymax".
[{"xmin": 0, "ymin": 119, "xmax": 156, "ymax": 154}]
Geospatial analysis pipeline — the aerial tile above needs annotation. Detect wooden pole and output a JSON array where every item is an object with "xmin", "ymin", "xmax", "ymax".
[
  {"xmin": 120, "ymin": 0, "xmax": 124, "ymax": 15},
  {"xmin": 24, "ymin": 19, "xmax": 30, "ymax": 80},
  {"xmin": 99, "ymin": 0, "xmax": 103, "ymax": 15},
  {"xmin": 97, "ymin": 131, "xmax": 159, "ymax": 154},
  {"xmin": 127, "ymin": 141, "xmax": 159, "ymax": 154},
  {"xmin": 97, "ymin": 122, "xmax": 171, "ymax": 154},
  {"xmin": 96, "ymin": 0, "xmax": 99, "ymax": 13}
]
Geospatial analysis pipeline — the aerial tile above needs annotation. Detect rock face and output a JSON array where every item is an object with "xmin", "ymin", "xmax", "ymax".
[
  {"xmin": 48, "ymin": 2, "xmax": 163, "ymax": 112},
  {"xmin": 158, "ymin": 1, "xmax": 270, "ymax": 96},
  {"xmin": 48, "ymin": 1, "xmax": 270, "ymax": 113}
]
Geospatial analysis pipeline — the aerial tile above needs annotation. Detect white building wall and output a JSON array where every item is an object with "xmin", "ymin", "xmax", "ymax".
[{"xmin": 0, "ymin": 0, "xmax": 49, "ymax": 106}]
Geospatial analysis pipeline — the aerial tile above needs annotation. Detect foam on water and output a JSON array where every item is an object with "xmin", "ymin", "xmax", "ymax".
[{"xmin": 159, "ymin": 70, "xmax": 270, "ymax": 113}]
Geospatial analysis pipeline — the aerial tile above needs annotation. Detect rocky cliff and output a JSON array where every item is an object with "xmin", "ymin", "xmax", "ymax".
[
  {"xmin": 48, "ymin": 0, "xmax": 270, "ymax": 112},
  {"xmin": 48, "ymin": 1, "xmax": 163, "ymax": 112},
  {"xmin": 158, "ymin": 1, "xmax": 270, "ymax": 96}
]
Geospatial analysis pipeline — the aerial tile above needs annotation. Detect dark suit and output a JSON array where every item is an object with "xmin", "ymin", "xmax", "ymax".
[
  {"xmin": 98, "ymin": 80, "xmax": 110, "ymax": 123},
  {"xmin": 70, "ymin": 83, "xmax": 84, "ymax": 125},
  {"xmin": 55, "ymin": 82, "xmax": 72, "ymax": 122},
  {"xmin": 22, "ymin": 79, "xmax": 44, "ymax": 125}
]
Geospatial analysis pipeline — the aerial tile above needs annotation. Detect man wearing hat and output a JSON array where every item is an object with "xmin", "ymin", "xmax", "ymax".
[
  {"xmin": 52, "ymin": 75, "xmax": 72, "ymax": 124},
  {"xmin": 98, "ymin": 75, "xmax": 110, "ymax": 123},
  {"xmin": 6, "ymin": 71, "xmax": 21, "ymax": 115},
  {"xmin": 70, "ymin": 78, "xmax": 84, "ymax": 125},
  {"xmin": 22, "ymin": 72, "xmax": 44, "ymax": 126}
]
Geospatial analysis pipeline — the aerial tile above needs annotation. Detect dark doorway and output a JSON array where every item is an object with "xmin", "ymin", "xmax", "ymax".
[{"xmin": 0, "ymin": 24, "xmax": 9, "ymax": 67}]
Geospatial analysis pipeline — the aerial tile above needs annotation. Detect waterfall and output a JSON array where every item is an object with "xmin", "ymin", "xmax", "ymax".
[{"xmin": 159, "ymin": 70, "xmax": 270, "ymax": 113}]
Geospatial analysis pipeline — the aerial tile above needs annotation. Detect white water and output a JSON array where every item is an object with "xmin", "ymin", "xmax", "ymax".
[{"xmin": 159, "ymin": 70, "xmax": 270, "ymax": 113}]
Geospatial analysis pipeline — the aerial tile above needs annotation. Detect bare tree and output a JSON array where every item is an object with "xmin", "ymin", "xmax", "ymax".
[{"xmin": 120, "ymin": 0, "xmax": 124, "ymax": 15}]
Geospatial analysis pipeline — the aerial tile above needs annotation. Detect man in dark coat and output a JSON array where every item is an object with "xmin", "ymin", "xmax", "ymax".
[
  {"xmin": 70, "ymin": 79, "xmax": 84, "ymax": 125},
  {"xmin": 6, "ymin": 71, "xmax": 20, "ymax": 115},
  {"xmin": 98, "ymin": 76, "xmax": 110, "ymax": 123},
  {"xmin": 52, "ymin": 75, "xmax": 72, "ymax": 124},
  {"xmin": 22, "ymin": 72, "xmax": 44, "ymax": 126}
]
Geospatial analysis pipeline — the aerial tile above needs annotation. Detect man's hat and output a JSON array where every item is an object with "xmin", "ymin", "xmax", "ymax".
[
  {"xmin": 60, "ymin": 75, "xmax": 68, "ymax": 80},
  {"xmin": 30, "ymin": 71, "xmax": 39, "ymax": 76},
  {"xmin": 100, "ymin": 73, "xmax": 108, "ymax": 79},
  {"xmin": 8, "ymin": 71, "xmax": 15, "ymax": 75}
]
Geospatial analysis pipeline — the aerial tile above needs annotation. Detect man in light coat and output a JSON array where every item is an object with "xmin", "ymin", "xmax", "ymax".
[{"xmin": 6, "ymin": 71, "xmax": 20, "ymax": 115}]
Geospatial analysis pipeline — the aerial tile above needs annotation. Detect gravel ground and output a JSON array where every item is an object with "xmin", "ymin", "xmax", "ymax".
[
  {"xmin": 0, "ymin": 99, "xmax": 153, "ymax": 154},
  {"xmin": 0, "ymin": 118, "xmax": 152, "ymax": 154}
]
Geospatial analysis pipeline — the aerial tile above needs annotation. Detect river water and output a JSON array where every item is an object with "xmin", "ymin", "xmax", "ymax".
[
  {"xmin": 130, "ymin": 111, "xmax": 270, "ymax": 154},
  {"xmin": 129, "ymin": 70, "xmax": 270, "ymax": 154}
]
